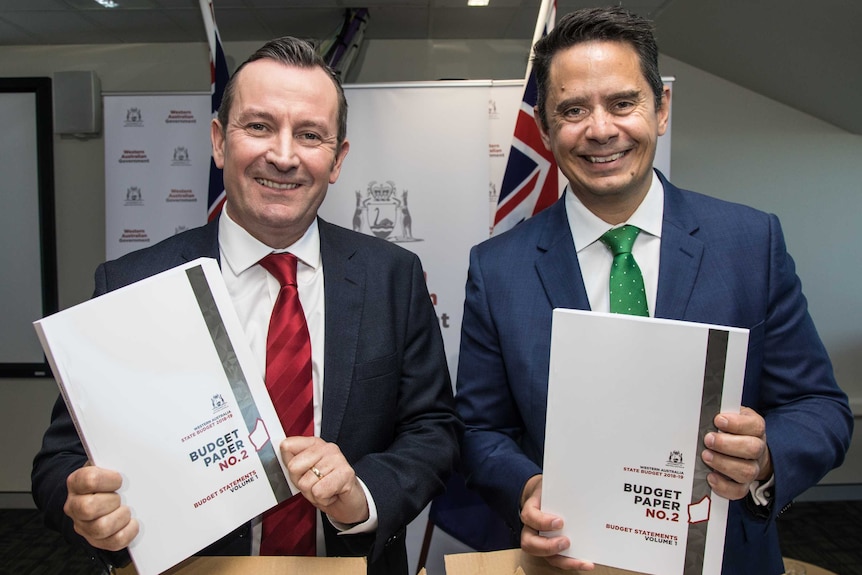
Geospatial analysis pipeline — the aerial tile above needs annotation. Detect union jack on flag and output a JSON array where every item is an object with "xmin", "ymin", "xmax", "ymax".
[
  {"xmin": 492, "ymin": 0, "xmax": 558, "ymax": 236},
  {"xmin": 200, "ymin": 0, "xmax": 230, "ymax": 221}
]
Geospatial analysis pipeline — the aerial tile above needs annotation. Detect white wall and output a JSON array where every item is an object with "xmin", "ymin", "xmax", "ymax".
[{"xmin": 1, "ymin": 38, "xmax": 858, "ymax": 504}]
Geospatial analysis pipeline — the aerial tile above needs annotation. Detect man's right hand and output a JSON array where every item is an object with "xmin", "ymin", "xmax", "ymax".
[
  {"xmin": 520, "ymin": 474, "xmax": 595, "ymax": 571},
  {"xmin": 64, "ymin": 464, "xmax": 138, "ymax": 551}
]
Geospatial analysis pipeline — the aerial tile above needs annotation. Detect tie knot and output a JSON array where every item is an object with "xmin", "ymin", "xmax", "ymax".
[
  {"xmin": 260, "ymin": 252, "xmax": 298, "ymax": 288},
  {"xmin": 600, "ymin": 225, "xmax": 641, "ymax": 256}
]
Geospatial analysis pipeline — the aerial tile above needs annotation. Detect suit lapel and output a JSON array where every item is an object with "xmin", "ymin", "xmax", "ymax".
[
  {"xmin": 181, "ymin": 218, "xmax": 221, "ymax": 263},
  {"xmin": 655, "ymin": 175, "xmax": 704, "ymax": 320},
  {"xmin": 318, "ymin": 220, "xmax": 363, "ymax": 442},
  {"xmin": 535, "ymin": 198, "xmax": 591, "ymax": 311}
]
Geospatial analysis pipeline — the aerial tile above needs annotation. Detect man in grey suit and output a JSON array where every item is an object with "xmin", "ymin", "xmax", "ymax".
[
  {"xmin": 32, "ymin": 37, "xmax": 460, "ymax": 575},
  {"xmin": 455, "ymin": 7, "xmax": 852, "ymax": 575}
]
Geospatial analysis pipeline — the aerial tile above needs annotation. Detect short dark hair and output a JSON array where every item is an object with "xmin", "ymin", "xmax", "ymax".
[
  {"xmin": 216, "ymin": 36, "xmax": 348, "ymax": 151},
  {"xmin": 532, "ymin": 6, "xmax": 663, "ymax": 129}
]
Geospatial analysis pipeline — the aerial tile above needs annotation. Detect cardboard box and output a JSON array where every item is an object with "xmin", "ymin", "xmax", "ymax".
[
  {"xmin": 443, "ymin": 549, "xmax": 837, "ymax": 575},
  {"xmin": 115, "ymin": 556, "xmax": 366, "ymax": 575},
  {"xmin": 444, "ymin": 549, "xmax": 643, "ymax": 575}
]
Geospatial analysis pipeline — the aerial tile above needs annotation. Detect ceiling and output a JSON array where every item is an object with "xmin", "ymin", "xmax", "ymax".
[{"xmin": 2, "ymin": 0, "xmax": 860, "ymax": 134}]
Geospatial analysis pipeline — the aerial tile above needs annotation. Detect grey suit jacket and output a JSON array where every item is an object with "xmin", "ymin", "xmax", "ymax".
[{"xmin": 32, "ymin": 217, "xmax": 461, "ymax": 575}]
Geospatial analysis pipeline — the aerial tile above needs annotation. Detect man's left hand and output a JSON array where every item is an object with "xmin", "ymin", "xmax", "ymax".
[
  {"xmin": 280, "ymin": 437, "xmax": 370, "ymax": 526},
  {"xmin": 702, "ymin": 406, "xmax": 772, "ymax": 500}
]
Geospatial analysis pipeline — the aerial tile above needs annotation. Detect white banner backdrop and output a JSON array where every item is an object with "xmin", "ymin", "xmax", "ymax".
[
  {"xmin": 319, "ymin": 81, "xmax": 494, "ymax": 381},
  {"xmin": 103, "ymin": 80, "xmax": 672, "ymax": 381},
  {"xmin": 103, "ymin": 94, "xmax": 211, "ymax": 261}
]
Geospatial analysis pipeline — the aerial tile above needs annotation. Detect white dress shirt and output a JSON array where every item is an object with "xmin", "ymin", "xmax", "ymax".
[
  {"xmin": 566, "ymin": 170, "xmax": 664, "ymax": 316},
  {"xmin": 217, "ymin": 206, "xmax": 378, "ymax": 554}
]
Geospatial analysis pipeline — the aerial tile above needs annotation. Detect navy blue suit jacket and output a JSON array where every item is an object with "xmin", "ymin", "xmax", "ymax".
[
  {"xmin": 455, "ymin": 172, "xmax": 852, "ymax": 575},
  {"xmin": 32, "ymin": 217, "xmax": 461, "ymax": 575}
]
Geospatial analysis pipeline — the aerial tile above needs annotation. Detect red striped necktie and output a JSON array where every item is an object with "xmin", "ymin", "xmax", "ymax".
[{"xmin": 258, "ymin": 252, "xmax": 316, "ymax": 556}]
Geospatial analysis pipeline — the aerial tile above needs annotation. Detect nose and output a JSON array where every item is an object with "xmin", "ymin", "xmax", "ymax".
[
  {"xmin": 585, "ymin": 107, "xmax": 619, "ymax": 143},
  {"xmin": 265, "ymin": 132, "xmax": 300, "ymax": 170}
]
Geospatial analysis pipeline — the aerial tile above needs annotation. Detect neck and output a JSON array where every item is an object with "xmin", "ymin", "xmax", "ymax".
[{"xmin": 575, "ymin": 191, "xmax": 646, "ymax": 225}]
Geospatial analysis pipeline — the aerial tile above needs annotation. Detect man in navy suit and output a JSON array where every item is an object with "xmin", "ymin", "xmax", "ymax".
[
  {"xmin": 455, "ymin": 7, "xmax": 852, "ymax": 574},
  {"xmin": 32, "ymin": 37, "xmax": 460, "ymax": 575}
]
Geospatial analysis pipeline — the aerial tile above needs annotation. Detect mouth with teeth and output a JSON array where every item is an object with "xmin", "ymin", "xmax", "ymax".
[
  {"xmin": 255, "ymin": 177, "xmax": 299, "ymax": 190},
  {"xmin": 584, "ymin": 151, "xmax": 627, "ymax": 164}
]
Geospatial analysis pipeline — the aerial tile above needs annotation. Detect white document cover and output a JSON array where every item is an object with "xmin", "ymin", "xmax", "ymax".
[
  {"xmin": 34, "ymin": 258, "xmax": 293, "ymax": 575},
  {"xmin": 542, "ymin": 309, "xmax": 748, "ymax": 575}
]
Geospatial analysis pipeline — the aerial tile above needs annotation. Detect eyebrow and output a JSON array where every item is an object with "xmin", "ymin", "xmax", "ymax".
[
  {"xmin": 234, "ymin": 108, "xmax": 276, "ymax": 125},
  {"xmin": 554, "ymin": 89, "xmax": 644, "ymax": 111},
  {"xmin": 608, "ymin": 89, "xmax": 643, "ymax": 102}
]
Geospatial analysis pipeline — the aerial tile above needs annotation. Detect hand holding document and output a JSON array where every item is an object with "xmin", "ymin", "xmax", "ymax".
[
  {"xmin": 34, "ymin": 258, "xmax": 292, "ymax": 575},
  {"xmin": 541, "ymin": 310, "xmax": 748, "ymax": 575}
]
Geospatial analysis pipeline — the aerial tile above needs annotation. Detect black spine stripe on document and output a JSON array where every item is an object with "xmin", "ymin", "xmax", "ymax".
[
  {"xmin": 186, "ymin": 265, "xmax": 292, "ymax": 503},
  {"xmin": 684, "ymin": 329, "xmax": 728, "ymax": 575}
]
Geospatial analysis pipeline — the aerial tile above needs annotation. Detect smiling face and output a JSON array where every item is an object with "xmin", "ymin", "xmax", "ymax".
[
  {"xmin": 211, "ymin": 58, "xmax": 349, "ymax": 248},
  {"xmin": 536, "ymin": 40, "xmax": 669, "ymax": 224}
]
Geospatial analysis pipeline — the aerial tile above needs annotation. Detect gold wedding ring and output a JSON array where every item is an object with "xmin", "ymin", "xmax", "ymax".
[{"xmin": 310, "ymin": 466, "xmax": 324, "ymax": 480}]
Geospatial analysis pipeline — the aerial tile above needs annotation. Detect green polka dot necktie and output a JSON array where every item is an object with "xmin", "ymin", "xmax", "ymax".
[{"xmin": 599, "ymin": 225, "xmax": 649, "ymax": 317}]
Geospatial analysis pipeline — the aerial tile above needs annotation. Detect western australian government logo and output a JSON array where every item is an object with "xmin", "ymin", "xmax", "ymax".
[
  {"xmin": 666, "ymin": 450, "xmax": 685, "ymax": 468},
  {"xmin": 124, "ymin": 107, "xmax": 143, "ymax": 127},
  {"xmin": 171, "ymin": 146, "xmax": 191, "ymax": 166},
  {"xmin": 211, "ymin": 394, "xmax": 228, "ymax": 414},
  {"xmin": 124, "ymin": 186, "xmax": 143, "ymax": 206},
  {"xmin": 352, "ymin": 180, "xmax": 421, "ymax": 243}
]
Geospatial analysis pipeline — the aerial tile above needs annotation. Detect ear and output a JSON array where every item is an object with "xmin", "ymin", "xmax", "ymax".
[
  {"xmin": 656, "ymin": 85, "xmax": 671, "ymax": 137},
  {"xmin": 533, "ymin": 106, "xmax": 553, "ymax": 151},
  {"xmin": 211, "ymin": 119, "xmax": 226, "ymax": 169},
  {"xmin": 329, "ymin": 139, "xmax": 351, "ymax": 184}
]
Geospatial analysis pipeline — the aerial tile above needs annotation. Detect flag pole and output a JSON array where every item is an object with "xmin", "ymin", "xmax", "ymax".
[
  {"xmin": 199, "ymin": 0, "xmax": 217, "ymax": 63},
  {"xmin": 524, "ymin": 0, "xmax": 554, "ymax": 81},
  {"xmin": 198, "ymin": 0, "xmax": 229, "ymax": 220}
]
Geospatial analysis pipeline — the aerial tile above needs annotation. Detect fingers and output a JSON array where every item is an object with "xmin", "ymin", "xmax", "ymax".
[
  {"xmin": 704, "ymin": 428, "xmax": 766, "ymax": 466},
  {"xmin": 521, "ymin": 520, "xmax": 567, "ymax": 556},
  {"xmin": 520, "ymin": 516, "xmax": 595, "ymax": 571},
  {"xmin": 65, "ymin": 466, "xmax": 124, "ymax": 523},
  {"xmin": 701, "ymin": 407, "xmax": 772, "ymax": 499},
  {"xmin": 518, "ymin": 474, "xmax": 595, "ymax": 571},
  {"xmin": 281, "ymin": 437, "xmax": 350, "ymax": 498},
  {"xmin": 704, "ymin": 467, "xmax": 751, "ymax": 501},
  {"xmin": 520, "ymin": 495, "xmax": 563, "ymax": 534},
  {"xmin": 715, "ymin": 407, "xmax": 766, "ymax": 438},
  {"xmin": 63, "ymin": 466, "xmax": 138, "ymax": 551},
  {"xmin": 72, "ymin": 506, "xmax": 139, "ymax": 551},
  {"xmin": 545, "ymin": 554, "xmax": 596, "ymax": 571},
  {"xmin": 279, "ymin": 437, "xmax": 369, "ymax": 525},
  {"xmin": 66, "ymin": 465, "xmax": 123, "ymax": 497}
]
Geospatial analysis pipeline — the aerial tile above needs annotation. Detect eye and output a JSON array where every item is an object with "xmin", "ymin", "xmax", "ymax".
[
  {"xmin": 247, "ymin": 122, "xmax": 268, "ymax": 133},
  {"xmin": 561, "ymin": 106, "xmax": 586, "ymax": 120},
  {"xmin": 296, "ymin": 132, "xmax": 323, "ymax": 147},
  {"xmin": 612, "ymin": 100, "xmax": 636, "ymax": 114}
]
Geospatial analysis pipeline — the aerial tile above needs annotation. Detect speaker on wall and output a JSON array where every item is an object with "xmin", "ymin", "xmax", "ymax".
[{"xmin": 52, "ymin": 70, "xmax": 102, "ymax": 135}]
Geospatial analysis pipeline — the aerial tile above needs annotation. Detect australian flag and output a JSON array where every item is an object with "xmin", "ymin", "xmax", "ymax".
[
  {"xmin": 200, "ymin": 0, "xmax": 229, "ymax": 221},
  {"xmin": 492, "ymin": 0, "xmax": 558, "ymax": 235},
  {"xmin": 421, "ymin": 0, "xmax": 560, "ymax": 558}
]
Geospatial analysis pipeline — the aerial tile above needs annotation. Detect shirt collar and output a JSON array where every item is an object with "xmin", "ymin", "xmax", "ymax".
[
  {"xmin": 218, "ymin": 204, "xmax": 321, "ymax": 277},
  {"xmin": 566, "ymin": 169, "xmax": 664, "ymax": 253}
]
